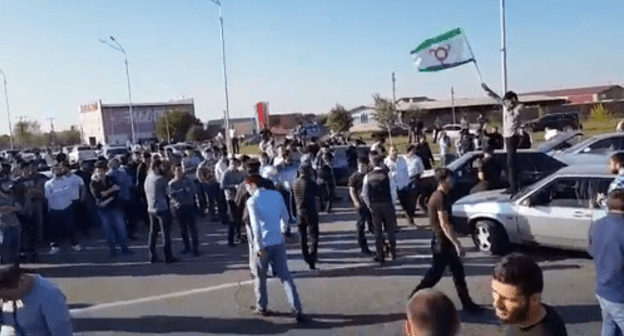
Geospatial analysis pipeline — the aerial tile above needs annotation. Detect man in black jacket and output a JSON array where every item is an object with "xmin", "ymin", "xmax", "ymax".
[
  {"xmin": 292, "ymin": 164, "xmax": 320, "ymax": 270},
  {"xmin": 361, "ymin": 155, "xmax": 397, "ymax": 265}
]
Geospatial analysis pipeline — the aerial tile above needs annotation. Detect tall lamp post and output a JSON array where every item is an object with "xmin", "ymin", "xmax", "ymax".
[
  {"xmin": 0, "ymin": 70, "xmax": 14, "ymax": 149},
  {"xmin": 99, "ymin": 36, "xmax": 136, "ymax": 144},
  {"xmin": 208, "ymin": 0, "xmax": 232, "ymax": 154}
]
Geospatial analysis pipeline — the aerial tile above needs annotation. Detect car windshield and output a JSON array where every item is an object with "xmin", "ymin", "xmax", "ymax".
[
  {"xmin": 106, "ymin": 148, "xmax": 127, "ymax": 155},
  {"xmin": 511, "ymin": 170, "xmax": 557, "ymax": 201},
  {"xmin": 563, "ymin": 136, "xmax": 599, "ymax": 153},
  {"xmin": 77, "ymin": 146, "xmax": 92, "ymax": 151}
]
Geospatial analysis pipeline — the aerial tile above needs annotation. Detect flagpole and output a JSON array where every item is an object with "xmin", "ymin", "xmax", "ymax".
[
  {"xmin": 501, "ymin": 0, "xmax": 508, "ymax": 94},
  {"xmin": 462, "ymin": 29, "xmax": 484, "ymax": 84}
]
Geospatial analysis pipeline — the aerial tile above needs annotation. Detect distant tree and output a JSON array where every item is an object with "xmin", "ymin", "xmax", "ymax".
[
  {"xmin": 156, "ymin": 110, "xmax": 198, "ymax": 142},
  {"xmin": 326, "ymin": 104, "xmax": 353, "ymax": 134},
  {"xmin": 0, "ymin": 134, "xmax": 11, "ymax": 149},
  {"xmin": 56, "ymin": 126, "xmax": 82, "ymax": 146},
  {"xmin": 186, "ymin": 124, "xmax": 209, "ymax": 142},
  {"xmin": 589, "ymin": 104, "xmax": 611, "ymax": 124},
  {"xmin": 372, "ymin": 94, "xmax": 398, "ymax": 141},
  {"xmin": 14, "ymin": 120, "xmax": 42, "ymax": 147}
]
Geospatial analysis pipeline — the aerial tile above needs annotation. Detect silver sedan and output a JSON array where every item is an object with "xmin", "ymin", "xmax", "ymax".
[{"xmin": 451, "ymin": 165, "xmax": 613, "ymax": 255}]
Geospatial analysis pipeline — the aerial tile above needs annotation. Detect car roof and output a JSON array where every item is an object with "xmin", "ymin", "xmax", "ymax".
[{"xmin": 554, "ymin": 164, "xmax": 611, "ymax": 177}]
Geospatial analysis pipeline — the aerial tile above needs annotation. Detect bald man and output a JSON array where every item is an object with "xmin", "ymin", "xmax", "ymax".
[{"xmin": 405, "ymin": 289, "xmax": 461, "ymax": 336}]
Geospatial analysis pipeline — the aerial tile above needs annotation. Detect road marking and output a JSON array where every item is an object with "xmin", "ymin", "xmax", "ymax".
[
  {"xmin": 69, "ymin": 254, "xmax": 498, "ymax": 316},
  {"xmin": 70, "ymin": 280, "xmax": 254, "ymax": 316}
]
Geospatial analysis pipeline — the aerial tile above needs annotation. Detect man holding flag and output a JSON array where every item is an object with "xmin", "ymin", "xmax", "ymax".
[{"xmin": 411, "ymin": 27, "xmax": 522, "ymax": 194}]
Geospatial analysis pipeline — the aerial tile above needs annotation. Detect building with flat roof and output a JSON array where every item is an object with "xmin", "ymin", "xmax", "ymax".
[{"xmin": 80, "ymin": 99, "xmax": 195, "ymax": 145}]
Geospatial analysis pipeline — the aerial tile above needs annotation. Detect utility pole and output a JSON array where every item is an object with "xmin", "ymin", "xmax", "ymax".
[
  {"xmin": 451, "ymin": 87, "xmax": 456, "ymax": 125},
  {"xmin": 500, "ymin": 0, "xmax": 508, "ymax": 95},
  {"xmin": 392, "ymin": 72, "xmax": 396, "ymax": 107},
  {"xmin": 16, "ymin": 116, "xmax": 28, "ymax": 147},
  {"xmin": 46, "ymin": 117, "xmax": 55, "ymax": 146},
  {"xmin": 0, "ymin": 70, "xmax": 14, "ymax": 149}
]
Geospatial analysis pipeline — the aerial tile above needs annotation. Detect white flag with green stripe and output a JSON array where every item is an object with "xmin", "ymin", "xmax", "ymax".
[{"xmin": 411, "ymin": 28, "xmax": 475, "ymax": 72}]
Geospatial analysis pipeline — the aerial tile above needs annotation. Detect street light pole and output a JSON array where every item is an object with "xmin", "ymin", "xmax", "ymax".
[
  {"xmin": 99, "ymin": 37, "xmax": 136, "ymax": 144},
  {"xmin": 500, "ymin": 0, "xmax": 508, "ymax": 95},
  {"xmin": 0, "ymin": 70, "xmax": 14, "ymax": 149},
  {"xmin": 209, "ymin": 0, "xmax": 232, "ymax": 154}
]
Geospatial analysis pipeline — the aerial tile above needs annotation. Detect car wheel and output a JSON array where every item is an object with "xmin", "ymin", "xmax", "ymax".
[
  {"xmin": 562, "ymin": 125, "xmax": 573, "ymax": 132},
  {"xmin": 472, "ymin": 220, "xmax": 509, "ymax": 255}
]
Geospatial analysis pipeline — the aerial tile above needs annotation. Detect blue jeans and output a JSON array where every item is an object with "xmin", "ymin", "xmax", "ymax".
[
  {"xmin": 255, "ymin": 243, "xmax": 302, "ymax": 314},
  {"xmin": 97, "ymin": 208, "xmax": 129, "ymax": 252},
  {"xmin": 598, "ymin": 295, "xmax": 624, "ymax": 336},
  {"xmin": 0, "ymin": 226, "xmax": 21, "ymax": 265}
]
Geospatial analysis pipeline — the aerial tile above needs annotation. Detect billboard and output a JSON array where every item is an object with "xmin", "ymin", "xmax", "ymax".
[{"xmin": 256, "ymin": 102, "xmax": 269, "ymax": 130}]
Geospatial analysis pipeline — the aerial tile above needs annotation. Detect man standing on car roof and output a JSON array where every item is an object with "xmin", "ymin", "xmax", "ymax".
[{"xmin": 482, "ymin": 84, "xmax": 523, "ymax": 194}]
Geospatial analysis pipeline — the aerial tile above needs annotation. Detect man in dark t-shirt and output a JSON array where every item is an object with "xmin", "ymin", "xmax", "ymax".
[
  {"xmin": 492, "ymin": 254, "xmax": 568, "ymax": 336},
  {"xmin": 407, "ymin": 168, "xmax": 482, "ymax": 314},
  {"xmin": 348, "ymin": 157, "xmax": 372, "ymax": 254}
]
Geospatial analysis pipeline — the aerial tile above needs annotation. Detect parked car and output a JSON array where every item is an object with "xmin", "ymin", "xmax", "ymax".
[
  {"xmin": 549, "ymin": 132, "xmax": 624, "ymax": 166},
  {"xmin": 419, "ymin": 149, "xmax": 567, "ymax": 202},
  {"xmin": 539, "ymin": 131, "xmax": 583, "ymax": 155},
  {"xmin": 522, "ymin": 112, "xmax": 581, "ymax": 133},
  {"xmin": 164, "ymin": 142, "xmax": 193, "ymax": 156},
  {"xmin": 68, "ymin": 145, "xmax": 97, "ymax": 163},
  {"xmin": 102, "ymin": 145, "xmax": 129, "ymax": 159},
  {"xmin": 371, "ymin": 126, "xmax": 409, "ymax": 139},
  {"xmin": 331, "ymin": 145, "xmax": 370, "ymax": 186},
  {"xmin": 452, "ymin": 165, "xmax": 612, "ymax": 255},
  {"xmin": 440, "ymin": 124, "xmax": 480, "ymax": 142}
]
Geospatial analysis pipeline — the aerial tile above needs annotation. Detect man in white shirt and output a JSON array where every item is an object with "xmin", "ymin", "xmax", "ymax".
[
  {"xmin": 44, "ymin": 164, "xmax": 81, "ymax": 254},
  {"xmin": 229, "ymin": 127, "xmax": 239, "ymax": 154},
  {"xmin": 385, "ymin": 146, "xmax": 414, "ymax": 225}
]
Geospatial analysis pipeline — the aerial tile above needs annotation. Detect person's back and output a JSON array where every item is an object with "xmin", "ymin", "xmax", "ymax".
[
  {"xmin": 365, "ymin": 168, "xmax": 392, "ymax": 205},
  {"xmin": 247, "ymin": 188, "xmax": 288, "ymax": 248},
  {"xmin": 293, "ymin": 174, "xmax": 317, "ymax": 214},
  {"xmin": 144, "ymin": 171, "xmax": 168, "ymax": 213},
  {"xmin": 590, "ymin": 207, "xmax": 624, "ymax": 304}
]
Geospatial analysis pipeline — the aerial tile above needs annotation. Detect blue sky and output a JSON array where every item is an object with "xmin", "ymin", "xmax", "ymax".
[{"xmin": 0, "ymin": 0, "xmax": 622, "ymax": 134}]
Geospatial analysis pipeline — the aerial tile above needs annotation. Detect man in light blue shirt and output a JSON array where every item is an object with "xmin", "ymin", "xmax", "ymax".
[{"xmin": 245, "ymin": 175, "xmax": 306, "ymax": 324}]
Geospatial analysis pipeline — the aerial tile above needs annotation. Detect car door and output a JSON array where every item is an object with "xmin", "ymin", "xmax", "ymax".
[
  {"xmin": 516, "ymin": 177, "xmax": 591, "ymax": 249},
  {"xmin": 587, "ymin": 177, "xmax": 614, "ymax": 232}
]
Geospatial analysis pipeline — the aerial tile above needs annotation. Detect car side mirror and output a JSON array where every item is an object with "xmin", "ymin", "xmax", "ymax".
[{"xmin": 521, "ymin": 198, "xmax": 531, "ymax": 207}]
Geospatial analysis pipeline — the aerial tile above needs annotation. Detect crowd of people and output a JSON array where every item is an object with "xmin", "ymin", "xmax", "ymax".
[{"xmin": 1, "ymin": 89, "xmax": 623, "ymax": 334}]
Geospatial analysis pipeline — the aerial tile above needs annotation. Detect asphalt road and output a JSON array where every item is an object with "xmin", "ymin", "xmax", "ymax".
[{"xmin": 25, "ymin": 187, "xmax": 601, "ymax": 335}]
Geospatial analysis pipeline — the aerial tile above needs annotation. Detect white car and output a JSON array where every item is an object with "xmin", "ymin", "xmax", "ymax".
[
  {"xmin": 440, "ymin": 124, "xmax": 479, "ymax": 142},
  {"xmin": 452, "ymin": 165, "xmax": 612, "ymax": 255},
  {"xmin": 68, "ymin": 145, "xmax": 97, "ymax": 163}
]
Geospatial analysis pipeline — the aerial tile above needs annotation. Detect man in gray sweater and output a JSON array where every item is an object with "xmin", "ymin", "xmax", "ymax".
[
  {"xmin": 221, "ymin": 158, "xmax": 245, "ymax": 246},
  {"xmin": 144, "ymin": 159, "xmax": 179, "ymax": 263}
]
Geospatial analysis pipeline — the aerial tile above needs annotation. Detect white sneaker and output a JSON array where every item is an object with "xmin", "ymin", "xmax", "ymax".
[
  {"xmin": 71, "ymin": 244, "xmax": 82, "ymax": 252},
  {"xmin": 48, "ymin": 246, "xmax": 60, "ymax": 255}
]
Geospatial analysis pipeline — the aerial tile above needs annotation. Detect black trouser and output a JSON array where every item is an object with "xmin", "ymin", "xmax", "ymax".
[
  {"xmin": 232, "ymin": 138, "xmax": 239, "ymax": 154},
  {"xmin": 370, "ymin": 203, "xmax": 396, "ymax": 261},
  {"xmin": 412, "ymin": 242, "xmax": 472, "ymax": 305},
  {"xmin": 318, "ymin": 181, "xmax": 334, "ymax": 212},
  {"xmin": 505, "ymin": 135, "xmax": 520, "ymax": 192},
  {"xmin": 397, "ymin": 186, "xmax": 417, "ymax": 220},
  {"xmin": 174, "ymin": 205, "xmax": 199, "ymax": 253},
  {"xmin": 297, "ymin": 210, "xmax": 319, "ymax": 264},
  {"xmin": 18, "ymin": 214, "xmax": 37, "ymax": 254},
  {"xmin": 138, "ymin": 192, "xmax": 150, "ymax": 227},
  {"xmin": 122, "ymin": 200, "xmax": 137, "ymax": 237},
  {"xmin": 148, "ymin": 211, "xmax": 173, "ymax": 261},
  {"xmin": 227, "ymin": 200, "xmax": 242, "ymax": 244},
  {"xmin": 355, "ymin": 206, "xmax": 371, "ymax": 251}
]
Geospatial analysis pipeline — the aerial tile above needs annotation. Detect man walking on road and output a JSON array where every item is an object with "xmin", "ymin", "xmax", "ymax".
[
  {"xmin": 408, "ymin": 168, "xmax": 482, "ymax": 314},
  {"xmin": 245, "ymin": 175, "xmax": 307, "ymax": 324},
  {"xmin": 482, "ymin": 84, "xmax": 523, "ymax": 194},
  {"xmin": 492, "ymin": 253, "xmax": 568, "ymax": 335},
  {"xmin": 361, "ymin": 155, "xmax": 397, "ymax": 265},
  {"xmin": 590, "ymin": 189, "xmax": 624, "ymax": 336},
  {"xmin": 292, "ymin": 165, "xmax": 320, "ymax": 270}
]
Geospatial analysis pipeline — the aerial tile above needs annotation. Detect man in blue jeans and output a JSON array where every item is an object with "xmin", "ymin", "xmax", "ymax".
[
  {"xmin": 245, "ymin": 175, "xmax": 306, "ymax": 324},
  {"xmin": 90, "ymin": 160, "xmax": 133, "ymax": 258},
  {"xmin": 144, "ymin": 159, "xmax": 179, "ymax": 264},
  {"xmin": 590, "ymin": 189, "xmax": 624, "ymax": 336}
]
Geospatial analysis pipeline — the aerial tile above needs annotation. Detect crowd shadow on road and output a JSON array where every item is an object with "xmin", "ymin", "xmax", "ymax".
[{"xmin": 73, "ymin": 312, "xmax": 405, "ymax": 334}]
